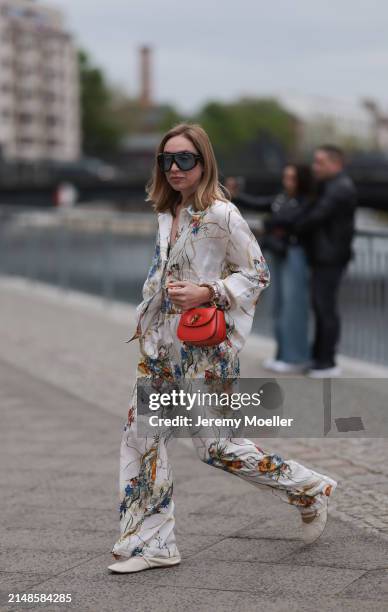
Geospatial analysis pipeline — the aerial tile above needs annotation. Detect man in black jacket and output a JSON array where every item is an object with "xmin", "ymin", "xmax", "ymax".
[{"xmin": 293, "ymin": 145, "xmax": 357, "ymax": 377}]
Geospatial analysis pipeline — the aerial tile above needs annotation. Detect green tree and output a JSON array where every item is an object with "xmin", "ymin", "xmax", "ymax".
[
  {"xmin": 196, "ymin": 97, "xmax": 297, "ymax": 155},
  {"xmin": 78, "ymin": 50, "xmax": 123, "ymax": 156}
]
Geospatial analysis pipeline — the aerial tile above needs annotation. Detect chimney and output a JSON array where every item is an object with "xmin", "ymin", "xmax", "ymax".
[{"xmin": 139, "ymin": 45, "xmax": 152, "ymax": 109}]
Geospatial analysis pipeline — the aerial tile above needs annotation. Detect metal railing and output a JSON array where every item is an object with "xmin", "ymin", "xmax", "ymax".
[{"xmin": 339, "ymin": 230, "xmax": 388, "ymax": 364}]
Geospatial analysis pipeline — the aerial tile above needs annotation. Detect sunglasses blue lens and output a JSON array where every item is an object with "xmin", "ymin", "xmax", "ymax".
[{"xmin": 158, "ymin": 153, "xmax": 198, "ymax": 172}]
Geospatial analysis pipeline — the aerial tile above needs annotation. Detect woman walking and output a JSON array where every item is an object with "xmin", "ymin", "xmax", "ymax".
[{"xmin": 108, "ymin": 123, "xmax": 337, "ymax": 574}]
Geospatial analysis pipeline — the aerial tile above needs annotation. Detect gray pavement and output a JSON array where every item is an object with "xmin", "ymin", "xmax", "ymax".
[{"xmin": 1, "ymin": 276, "xmax": 388, "ymax": 612}]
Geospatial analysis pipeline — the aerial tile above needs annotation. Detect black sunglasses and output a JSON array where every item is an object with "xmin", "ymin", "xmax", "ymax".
[{"xmin": 157, "ymin": 151, "xmax": 203, "ymax": 172}]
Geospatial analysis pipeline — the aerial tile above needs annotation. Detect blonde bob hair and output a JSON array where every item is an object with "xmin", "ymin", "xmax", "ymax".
[{"xmin": 145, "ymin": 122, "xmax": 229, "ymax": 215}]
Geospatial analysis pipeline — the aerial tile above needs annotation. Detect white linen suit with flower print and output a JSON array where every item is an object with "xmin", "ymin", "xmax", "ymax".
[{"xmin": 110, "ymin": 199, "xmax": 336, "ymax": 561}]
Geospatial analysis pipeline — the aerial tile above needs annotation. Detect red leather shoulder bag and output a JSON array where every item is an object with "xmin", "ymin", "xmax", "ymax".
[{"xmin": 177, "ymin": 306, "xmax": 226, "ymax": 346}]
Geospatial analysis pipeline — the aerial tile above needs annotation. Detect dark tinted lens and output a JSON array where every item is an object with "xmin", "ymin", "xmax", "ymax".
[
  {"xmin": 157, "ymin": 154, "xmax": 172, "ymax": 172},
  {"xmin": 175, "ymin": 153, "xmax": 196, "ymax": 171}
]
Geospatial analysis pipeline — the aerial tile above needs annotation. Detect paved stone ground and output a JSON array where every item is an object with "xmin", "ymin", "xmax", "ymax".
[{"xmin": 1, "ymin": 276, "xmax": 388, "ymax": 612}]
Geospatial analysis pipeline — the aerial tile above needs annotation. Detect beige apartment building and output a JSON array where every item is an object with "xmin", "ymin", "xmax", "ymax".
[{"xmin": 0, "ymin": 0, "xmax": 80, "ymax": 162}]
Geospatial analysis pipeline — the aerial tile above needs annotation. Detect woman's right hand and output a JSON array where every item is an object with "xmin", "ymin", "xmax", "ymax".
[{"xmin": 167, "ymin": 281, "xmax": 212, "ymax": 310}]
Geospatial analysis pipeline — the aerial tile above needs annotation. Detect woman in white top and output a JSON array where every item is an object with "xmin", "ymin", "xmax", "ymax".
[{"xmin": 108, "ymin": 123, "xmax": 337, "ymax": 574}]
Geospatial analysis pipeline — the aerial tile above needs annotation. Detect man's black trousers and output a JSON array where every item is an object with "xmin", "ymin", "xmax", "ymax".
[{"xmin": 310, "ymin": 264, "xmax": 346, "ymax": 368}]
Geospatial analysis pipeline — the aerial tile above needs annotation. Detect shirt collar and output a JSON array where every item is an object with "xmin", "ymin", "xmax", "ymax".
[
  {"xmin": 182, "ymin": 203, "xmax": 209, "ymax": 217},
  {"xmin": 161, "ymin": 201, "xmax": 212, "ymax": 218}
]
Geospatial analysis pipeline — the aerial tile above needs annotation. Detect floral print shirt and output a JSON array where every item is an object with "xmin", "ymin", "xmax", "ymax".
[{"xmin": 125, "ymin": 199, "xmax": 270, "ymax": 357}]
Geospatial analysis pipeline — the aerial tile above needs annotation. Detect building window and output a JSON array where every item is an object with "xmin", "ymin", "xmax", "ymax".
[
  {"xmin": 45, "ymin": 115, "xmax": 59, "ymax": 127},
  {"xmin": 17, "ymin": 113, "xmax": 33, "ymax": 124},
  {"xmin": 2, "ymin": 7, "xmax": 24, "ymax": 18},
  {"xmin": 17, "ymin": 137, "xmax": 34, "ymax": 145}
]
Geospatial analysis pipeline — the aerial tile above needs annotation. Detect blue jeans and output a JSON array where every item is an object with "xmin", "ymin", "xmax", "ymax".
[{"xmin": 268, "ymin": 246, "xmax": 310, "ymax": 364}]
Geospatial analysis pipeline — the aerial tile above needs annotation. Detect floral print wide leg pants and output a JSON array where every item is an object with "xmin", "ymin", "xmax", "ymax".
[{"xmin": 110, "ymin": 312, "xmax": 337, "ymax": 561}]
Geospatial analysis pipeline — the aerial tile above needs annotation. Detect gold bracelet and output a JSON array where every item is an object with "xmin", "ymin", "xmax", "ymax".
[{"xmin": 199, "ymin": 283, "xmax": 217, "ymax": 305}]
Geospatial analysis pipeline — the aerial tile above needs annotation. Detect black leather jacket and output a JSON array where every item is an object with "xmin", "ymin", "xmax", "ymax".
[
  {"xmin": 235, "ymin": 191, "xmax": 313, "ymax": 256},
  {"xmin": 263, "ymin": 192, "xmax": 313, "ymax": 254},
  {"xmin": 292, "ymin": 171, "xmax": 357, "ymax": 266}
]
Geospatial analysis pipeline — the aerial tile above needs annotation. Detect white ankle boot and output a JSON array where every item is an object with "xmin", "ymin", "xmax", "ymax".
[
  {"xmin": 300, "ymin": 477, "xmax": 337, "ymax": 545},
  {"xmin": 108, "ymin": 554, "xmax": 181, "ymax": 573}
]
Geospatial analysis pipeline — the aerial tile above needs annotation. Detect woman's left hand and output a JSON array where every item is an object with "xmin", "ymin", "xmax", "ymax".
[{"xmin": 167, "ymin": 281, "xmax": 211, "ymax": 310}]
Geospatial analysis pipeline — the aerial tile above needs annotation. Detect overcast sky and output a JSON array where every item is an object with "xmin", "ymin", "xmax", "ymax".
[{"xmin": 52, "ymin": 0, "xmax": 388, "ymax": 113}]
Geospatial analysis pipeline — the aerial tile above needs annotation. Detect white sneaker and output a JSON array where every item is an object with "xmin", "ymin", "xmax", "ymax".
[
  {"xmin": 262, "ymin": 358, "xmax": 280, "ymax": 371},
  {"xmin": 300, "ymin": 478, "xmax": 337, "ymax": 544},
  {"xmin": 263, "ymin": 358, "xmax": 308, "ymax": 373},
  {"xmin": 307, "ymin": 366, "xmax": 342, "ymax": 378},
  {"xmin": 108, "ymin": 554, "xmax": 181, "ymax": 573}
]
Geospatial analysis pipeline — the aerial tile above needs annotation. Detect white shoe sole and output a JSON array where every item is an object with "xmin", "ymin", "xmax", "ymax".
[
  {"xmin": 108, "ymin": 555, "xmax": 181, "ymax": 573},
  {"xmin": 263, "ymin": 359, "xmax": 308, "ymax": 374}
]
